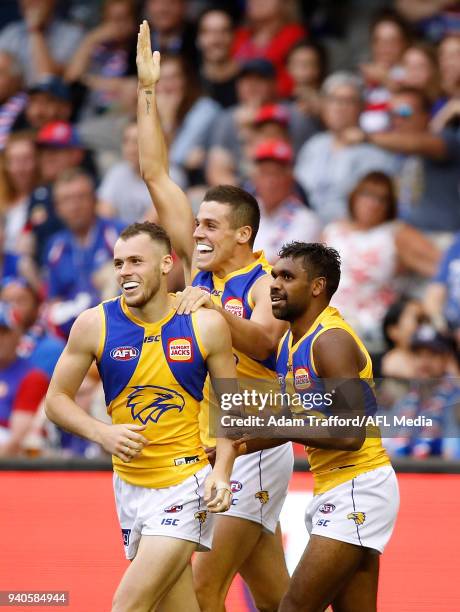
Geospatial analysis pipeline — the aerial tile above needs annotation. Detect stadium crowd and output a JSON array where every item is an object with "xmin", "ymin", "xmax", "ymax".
[{"xmin": 0, "ymin": 0, "xmax": 460, "ymax": 459}]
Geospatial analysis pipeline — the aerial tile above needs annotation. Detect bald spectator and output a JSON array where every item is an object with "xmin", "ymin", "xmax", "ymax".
[
  {"xmin": 44, "ymin": 168, "xmax": 123, "ymax": 337},
  {"xmin": 295, "ymin": 72, "xmax": 397, "ymax": 223},
  {"xmin": 0, "ymin": 301, "xmax": 49, "ymax": 457},
  {"xmin": 197, "ymin": 8, "xmax": 239, "ymax": 108},
  {"xmin": 251, "ymin": 139, "xmax": 321, "ymax": 263},
  {"xmin": 0, "ymin": 51, "xmax": 26, "ymax": 149},
  {"xmin": 0, "ymin": 0, "xmax": 83, "ymax": 86}
]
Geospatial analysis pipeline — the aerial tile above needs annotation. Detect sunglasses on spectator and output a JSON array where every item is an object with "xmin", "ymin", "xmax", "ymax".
[{"xmin": 389, "ymin": 104, "xmax": 414, "ymax": 118}]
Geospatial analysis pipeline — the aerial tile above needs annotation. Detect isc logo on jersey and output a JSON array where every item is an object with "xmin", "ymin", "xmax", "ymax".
[
  {"xmin": 224, "ymin": 297, "xmax": 245, "ymax": 318},
  {"xmin": 110, "ymin": 346, "xmax": 139, "ymax": 361},
  {"xmin": 294, "ymin": 367, "xmax": 311, "ymax": 390},
  {"xmin": 168, "ymin": 337, "xmax": 193, "ymax": 362}
]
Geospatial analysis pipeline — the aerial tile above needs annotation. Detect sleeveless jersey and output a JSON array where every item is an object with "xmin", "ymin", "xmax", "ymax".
[
  {"xmin": 96, "ymin": 296, "xmax": 209, "ymax": 488},
  {"xmin": 192, "ymin": 251, "xmax": 277, "ymax": 444},
  {"xmin": 276, "ymin": 306, "xmax": 390, "ymax": 495}
]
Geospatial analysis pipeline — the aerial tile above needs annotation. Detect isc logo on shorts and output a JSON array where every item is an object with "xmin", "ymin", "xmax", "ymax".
[
  {"xmin": 224, "ymin": 297, "xmax": 245, "ymax": 318},
  {"xmin": 294, "ymin": 367, "xmax": 311, "ymax": 390},
  {"xmin": 110, "ymin": 346, "xmax": 139, "ymax": 361},
  {"xmin": 167, "ymin": 337, "xmax": 193, "ymax": 362}
]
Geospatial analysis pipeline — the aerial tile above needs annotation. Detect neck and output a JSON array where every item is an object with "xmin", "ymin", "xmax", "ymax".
[
  {"xmin": 290, "ymin": 302, "xmax": 328, "ymax": 345},
  {"xmin": 203, "ymin": 58, "xmax": 239, "ymax": 82},
  {"xmin": 212, "ymin": 248, "xmax": 259, "ymax": 278},
  {"xmin": 126, "ymin": 287, "xmax": 173, "ymax": 324}
]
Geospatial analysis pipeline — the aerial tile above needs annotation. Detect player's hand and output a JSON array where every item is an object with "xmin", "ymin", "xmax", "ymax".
[
  {"xmin": 174, "ymin": 286, "xmax": 214, "ymax": 315},
  {"xmin": 204, "ymin": 472, "xmax": 232, "ymax": 512},
  {"xmin": 136, "ymin": 20, "xmax": 160, "ymax": 88},
  {"xmin": 96, "ymin": 423, "xmax": 150, "ymax": 463}
]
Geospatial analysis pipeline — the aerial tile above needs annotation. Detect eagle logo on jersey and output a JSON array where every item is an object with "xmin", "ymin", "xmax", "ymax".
[
  {"xmin": 194, "ymin": 511, "xmax": 207, "ymax": 524},
  {"xmin": 126, "ymin": 385, "xmax": 185, "ymax": 424},
  {"xmin": 347, "ymin": 512, "xmax": 366, "ymax": 525},
  {"xmin": 255, "ymin": 490, "xmax": 270, "ymax": 505}
]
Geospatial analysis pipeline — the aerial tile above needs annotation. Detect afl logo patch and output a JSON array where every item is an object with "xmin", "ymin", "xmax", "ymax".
[
  {"xmin": 168, "ymin": 337, "xmax": 193, "ymax": 362},
  {"xmin": 224, "ymin": 297, "xmax": 245, "ymax": 318},
  {"xmin": 319, "ymin": 503, "xmax": 336, "ymax": 514},
  {"xmin": 110, "ymin": 346, "xmax": 139, "ymax": 361},
  {"xmin": 230, "ymin": 480, "xmax": 243, "ymax": 493},
  {"xmin": 294, "ymin": 367, "xmax": 311, "ymax": 390}
]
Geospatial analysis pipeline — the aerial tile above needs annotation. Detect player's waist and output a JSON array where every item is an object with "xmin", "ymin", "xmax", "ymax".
[
  {"xmin": 113, "ymin": 448, "xmax": 208, "ymax": 488},
  {"xmin": 307, "ymin": 441, "xmax": 391, "ymax": 495}
]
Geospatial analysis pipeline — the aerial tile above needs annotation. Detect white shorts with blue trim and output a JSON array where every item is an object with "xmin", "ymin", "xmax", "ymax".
[
  {"xmin": 223, "ymin": 443, "xmax": 294, "ymax": 534},
  {"xmin": 305, "ymin": 465, "xmax": 399, "ymax": 553},
  {"xmin": 113, "ymin": 465, "xmax": 213, "ymax": 560}
]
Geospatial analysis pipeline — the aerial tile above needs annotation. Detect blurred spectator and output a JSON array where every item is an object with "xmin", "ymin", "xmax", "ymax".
[
  {"xmin": 0, "ymin": 132, "xmax": 39, "ymax": 252},
  {"xmin": 424, "ymin": 232, "xmax": 460, "ymax": 343},
  {"xmin": 145, "ymin": 0, "xmax": 199, "ymax": 65},
  {"xmin": 395, "ymin": 0, "xmax": 460, "ymax": 43},
  {"xmin": 250, "ymin": 139, "xmax": 321, "ymax": 263},
  {"xmin": 286, "ymin": 38, "xmax": 328, "ymax": 119},
  {"xmin": 322, "ymin": 171, "xmax": 434, "ymax": 351},
  {"xmin": 208, "ymin": 58, "xmax": 317, "ymax": 186},
  {"xmin": 344, "ymin": 88, "xmax": 460, "ymax": 237},
  {"xmin": 12, "ymin": 76, "xmax": 73, "ymax": 132},
  {"xmin": 381, "ymin": 297, "xmax": 427, "ymax": 378},
  {"xmin": 232, "ymin": 0, "xmax": 306, "ymax": 97},
  {"xmin": 25, "ymin": 121, "xmax": 86, "ymax": 266},
  {"xmin": 0, "ymin": 276, "xmax": 64, "ymax": 378},
  {"xmin": 97, "ymin": 121, "xmax": 157, "ymax": 224},
  {"xmin": 156, "ymin": 53, "xmax": 220, "ymax": 186},
  {"xmin": 399, "ymin": 43, "xmax": 442, "ymax": 110},
  {"xmin": 0, "ymin": 213, "xmax": 39, "ymax": 290},
  {"xmin": 65, "ymin": 0, "xmax": 138, "ymax": 119},
  {"xmin": 385, "ymin": 324, "xmax": 460, "ymax": 458},
  {"xmin": 0, "ymin": 0, "xmax": 84, "ymax": 86},
  {"xmin": 0, "ymin": 301, "xmax": 49, "ymax": 457},
  {"xmin": 360, "ymin": 10, "xmax": 411, "ymax": 132},
  {"xmin": 0, "ymin": 51, "xmax": 27, "ymax": 149},
  {"xmin": 197, "ymin": 7, "xmax": 239, "ymax": 108},
  {"xmin": 295, "ymin": 72, "xmax": 396, "ymax": 224},
  {"xmin": 44, "ymin": 167, "xmax": 122, "ymax": 337},
  {"xmin": 438, "ymin": 33, "xmax": 460, "ymax": 97}
]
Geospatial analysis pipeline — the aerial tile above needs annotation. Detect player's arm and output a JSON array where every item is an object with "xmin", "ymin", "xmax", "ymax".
[
  {"xmin": 195, "ymin": 308, "xmax": 239, "ymax": 512},
  {"xmin": 136, "ymin": 20, "xmax": 195, "ymax": 281},
  {"xmin": 45, "ymin": 308, "xmax": 150, "ymax": 463},
  {"xmin": 176, "ymin": 275, "xmax": 288, "ymax": 361}
]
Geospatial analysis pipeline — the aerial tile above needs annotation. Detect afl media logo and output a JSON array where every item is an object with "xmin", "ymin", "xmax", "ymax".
[{"xmin": 110, "ymin": 346, "xmax": 139, "ymax": 361}]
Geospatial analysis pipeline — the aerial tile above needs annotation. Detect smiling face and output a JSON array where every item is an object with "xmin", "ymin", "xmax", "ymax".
[
  {"xmin": 270, "ymin": 257, "xmax": 322, "ymax": 321},
  {"xmin": 194, "ymin": 200, "xmax": 252, "ymax": 272},
  {"xmin": 114, "ymin": 233, "xmax": 173, "ymax": 308}
]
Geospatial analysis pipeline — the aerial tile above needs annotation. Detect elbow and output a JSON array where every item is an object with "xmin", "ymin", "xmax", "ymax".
[
  {"xmin": 341, "ymin": 436, "xmax": 365, "ymax": 451},
  {"xmin": 251, "ymin": 337, "xmax": 278, "ymax": 361}
]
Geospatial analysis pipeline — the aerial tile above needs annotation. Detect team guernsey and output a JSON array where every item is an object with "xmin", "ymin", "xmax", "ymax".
[
  {"xmin": 192, "ymin": 251, "xmax": 294, "ymax": 533},
  {"xmin": 277, "ymin": 306, "xmax": 391, "ymax": 495},
  {"xmin": 96, "ymin": 296, "xmax": 209, "ymax": 489},
  {"xmin": 276, "ymin": 306, "xmax": 398, "ymax": 552}
]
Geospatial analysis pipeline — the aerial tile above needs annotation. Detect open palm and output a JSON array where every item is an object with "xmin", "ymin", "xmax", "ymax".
[{"xmin": 136, "ymin": 20, "xmax": 160, "ymax": 88}]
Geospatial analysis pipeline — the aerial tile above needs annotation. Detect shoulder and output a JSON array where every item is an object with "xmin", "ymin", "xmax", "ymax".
[
  {"xmin": 68, "ymin": 306, "xmax": 103, "ymax": 352},
  {"xmin": 193, "ymin": 308, "xmax": 231, "ymax": 352},
  {"xmin": 250, "ymin": 273, "xmax": 272, "ymax": 303},
  {"xmin": 313, "ymin": 327, "xmax": 362, "ymax": 376}
]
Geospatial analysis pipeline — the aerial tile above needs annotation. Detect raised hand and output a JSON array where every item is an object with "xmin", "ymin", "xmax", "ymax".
[{"xmin": 136, "ymin": 20, "xmax": 160, "ymax": 89}]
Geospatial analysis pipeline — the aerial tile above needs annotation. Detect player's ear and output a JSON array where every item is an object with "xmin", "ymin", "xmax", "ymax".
[
  {"xmin": 236, "ymin": 225, "xmax": 252, "ymax": 245},
  {"xmin": 312, "ymin": 277, "xmax": 326, "ymax": 297},
  {"xmin": 160, "ymin": 254, "xmax": 174, "ymax": 275}
]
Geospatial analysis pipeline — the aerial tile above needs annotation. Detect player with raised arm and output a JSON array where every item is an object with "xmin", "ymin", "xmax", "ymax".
[
  {"xmin": 136, "ymin": 20, "xmax": 293, "ymax": 612},
  {"xmin": 239, "ymin": 242, "xmax": 399, "ymax": 611},
  {"xmin": 45, "ymin": 221, "xmax": 238, "ymax": 612}
]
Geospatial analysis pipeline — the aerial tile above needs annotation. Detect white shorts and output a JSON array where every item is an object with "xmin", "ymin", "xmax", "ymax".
[
  {"xmin": 305, "ymin": 465, "xmax": 399, "ymax": 553},
  {"xmin": 224, "ymin": 443, "xmax": 294, "ymax": 534},
  {"xmin": 113, "ymin": 465, "xmax": 213, "ymax": 560}
]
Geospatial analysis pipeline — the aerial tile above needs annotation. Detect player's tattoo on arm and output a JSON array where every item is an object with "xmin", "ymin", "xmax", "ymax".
[{"xmin": 145, "ymin": 90, "xmax": 153, "ymax": 114}]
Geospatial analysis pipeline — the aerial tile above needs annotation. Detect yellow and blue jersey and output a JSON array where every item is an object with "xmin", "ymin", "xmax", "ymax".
[
  {"xmin": 276, "ymin": 306, "xmax": 390, "ymax": 495},
  {"xmin": 96, "ymin": 296, "xmax": 209, "ymax": 488},
  {"xmin": 192, "ymin": 251, "xmax": 277, "ymax": 444}
]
